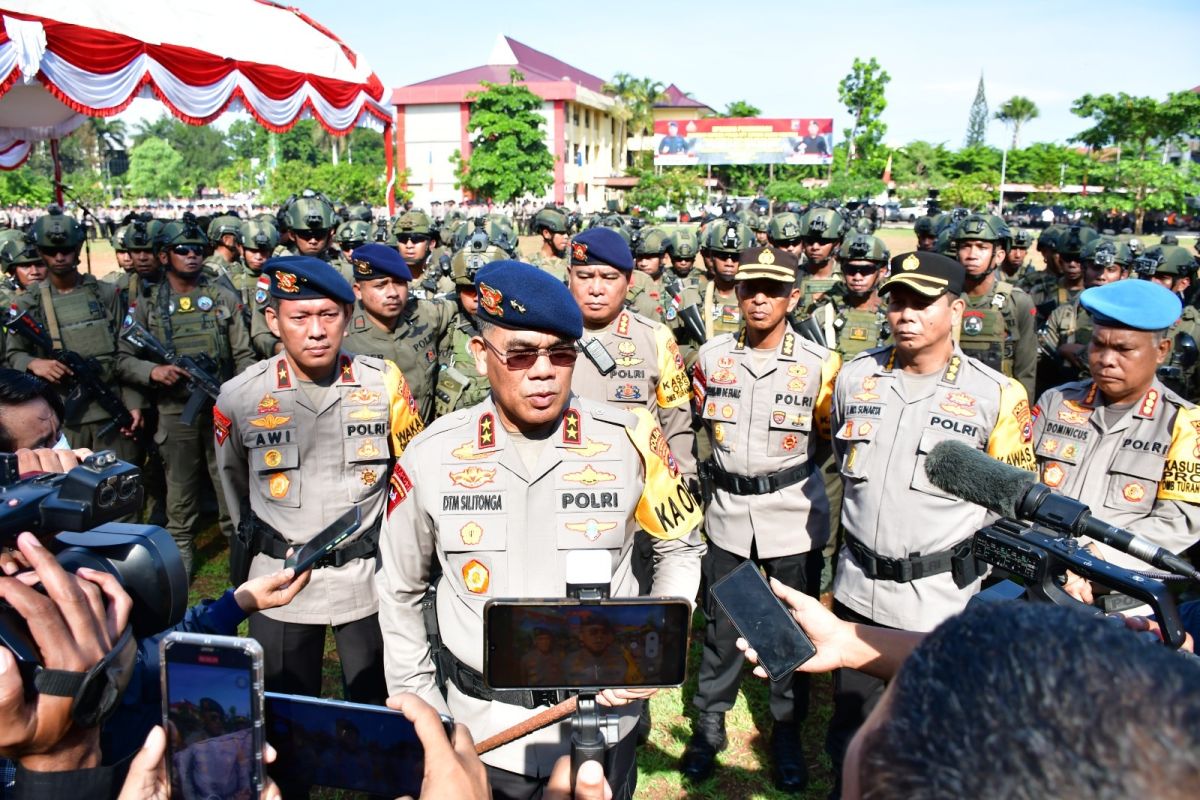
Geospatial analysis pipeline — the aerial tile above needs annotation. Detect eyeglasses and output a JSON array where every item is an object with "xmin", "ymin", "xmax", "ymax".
[
  {"xmin": 481, "ymin": 337, "xmax": 578, "ymax": 370},
  {"xmin": 293, "ymin": 229, "xmax": 329, "ymax": 241},
  {"xmin": 396, "ymin": 234, "xmax": 430, "ymax": 245},
  {"xmin": 842, "ymin": 264, "xmax": 880, "ymax": 276},
  {"xmin": 172, "ymin": 244, "xmax": 204, "ymax": 256}
]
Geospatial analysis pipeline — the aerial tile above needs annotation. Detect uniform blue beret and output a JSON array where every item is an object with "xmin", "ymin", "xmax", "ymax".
[
  {"xmin": 570, "ymin": 227, "xmax": 634, "ymax": 272},
  {"xmin": 349, "ymin": 242, "xmax": 413, "ymax": 282},
  {"xmin": 1080, "ymin": 280, "xmax": 1181, "ymax": 331},
  {"xmin": 474, "ymin": 260, "xmax": 583, "ymax": 340},
  {"xmin": 262, "ymin": 255, "xmax": 355, "ymax": 305}
]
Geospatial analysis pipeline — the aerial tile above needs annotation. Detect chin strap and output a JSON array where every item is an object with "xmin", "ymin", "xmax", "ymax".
[{"xmin": 34, "ymin": 625, "xmax": 136, "ymax": 728}]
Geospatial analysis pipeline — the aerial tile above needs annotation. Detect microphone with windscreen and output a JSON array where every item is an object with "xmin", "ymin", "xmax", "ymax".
[{"xmin": 924, "ymin": 439, "xmax": 1200, "ymax": 582}]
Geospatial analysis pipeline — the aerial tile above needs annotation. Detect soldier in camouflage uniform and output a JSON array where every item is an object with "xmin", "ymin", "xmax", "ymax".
[
  {"xmin": 0, "ymin": 233, "xmax": 46, "ymax": 306},
  {"xmin": 794, "ymin": 207, "xmax": 847, "ymax": 317},
  {"xmin": 112, "ymin": 217, "xmax": 165, "ymax": 308},
  {"xmin": 1023, "ymin": 224, "xmax": 1067, "ymax": 306},
  {"xmin": 394, "ymin": 210, "xmax": 454, "ymax": 299},
  {"xmin": 526, "ymin": 205, "xmax": 569, "ymax": 282},
  {"xmin": 433, "ymin": 245, "xmax": 504, "ymax": 417},
  {"xmin": 342, "ymin": 243, "xmax": 455, "ymax": 423},
  {"xmin": 280, "ymin": 190, "xmax": 353, "ymax": 284},
  {"xmin": 913, "ymin": 215, "xmax": 937, "ymax": 252},
  {"xmin": 1000, "ymin": 228, "xmax": 1037, "ymax": 285},
  {"xmin": 1143, "ymin": 245, "xmax": 1200, "ymax": 402},
  {"xmin": 667, "ymin": 227, "xmax": 703, "ymax": 288},
  {"xmin": 118, "ymin": 217, "xmax": 255, "ymax": 576},
  {"xmin": 630, "ymin": 226, "xmax": 673, "ymax": 318},
  {"xmin": 204, "ymin": 215, "xmax": 244, "ymax": 285},
  {"xmin": 102, "ymin": 224, "xmax": 134, "ymax": 285},
  {"xmin": 334, "ymin": 219, "xmax": 372, "ymax": 261},
  {"xmin": 953, "ymin": 214, "xmax": 1038, "ymax": 399},
  {"xmin": 766, "ymin": 212, "xmax": 805, "ymax": 263},
  {"xmin": 6, "ymin": 209, "xmax": 144, "ymax": 463}
]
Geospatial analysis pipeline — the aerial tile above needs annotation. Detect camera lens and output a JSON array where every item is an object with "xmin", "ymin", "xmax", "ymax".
[
  {"xmin": 118, "ymin": 475, "xmax": 138, "ymax": 501},
  {"xmin": 97, "ymin": 482, "xmax": 116, "ymax": 508}
]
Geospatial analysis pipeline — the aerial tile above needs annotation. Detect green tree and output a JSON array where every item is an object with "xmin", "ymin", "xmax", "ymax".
[
  {"xmin": 226, "ymin": 119, "xmax": 268, "ymax": 162},
  {"xmin": 454, "ymin": 71, "xmax": 554, "ymax": 204},
  {"xmin": 994, "ymin": 96, "xmax": 1038, "ymax": 150},
  {"xmin": 891, "ymin": 140, "xmax": 951, "ymax": 187},
  {"xmin": 722, "ymin": 100, "xmax": 761, "ymax": 118},
  {"xmin": 1070, "ymin": 90, "xmax": 1200, "ymax": 231},
  {"xmin": 838, "ymin": 57, "xmax": 891, "ymax": 177},
  {"xmin": 132, "ymin": 115, "xmax": 228, "ymax": 196},
  {"xmin": 127, "ymin": 137, "xmax": 184, "ymax": 198},
  {"xmin": 624, "ymin": 166, "xmax": 703, "ymax": 215},
  {"xmin": 941, "ymin": 172, "xmax": 998, "ymax": 210},
  {"xmin": 964, "ymin": 73, "xmax": 989, "ymax": 148},
  {"xmin": 0, "ymin": 169, "xmax": 53, "ymax": 205}
]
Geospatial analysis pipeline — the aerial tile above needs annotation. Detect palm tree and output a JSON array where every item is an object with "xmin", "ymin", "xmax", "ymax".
[
  {"xmin": 995, "ymin": 96, "xmax": 1039, "ymax": 150},
  {"xmin": 602, "ymin": 72, "xmax": 638, "ymax": 168}
]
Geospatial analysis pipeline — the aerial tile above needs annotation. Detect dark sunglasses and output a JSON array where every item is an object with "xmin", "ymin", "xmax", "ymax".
[
  {"xmin": 172, "ymin": 244, "xmax": 205, "ymax": 256},
  {"xmin": 396, "ymin": 234, "xmax": 430, "ymax": 245},
  {"xmin": 37, "ymin": 246, "xmax": 75, "ymax": 256},
  {"xmin": 842, "ymin": 264, "xmax": 880, "ymax": 276},
  {"xmin": 481, "ymin": 337, "xmax": 578, "ymax": 370},
  {"xmin": 293, "ymin": 229, "xmax": 329, "ymax": 241}
]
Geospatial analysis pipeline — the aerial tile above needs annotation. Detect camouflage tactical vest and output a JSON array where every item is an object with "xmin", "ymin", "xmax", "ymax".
[
  {"xmin": 959, "ymin": 282, "xmax": 1015, "ymax": 376},
  {"xmin": 837, "ymin": 306, "xmax": 890, "ymax": 357},
  {"xmin": 38, "ymin": 279, "xmax": 116, "ymax": 369},
  {"xmin": 152, "ymin": 280, "xmax": 232, "ymax": 374},
  {"xmin": 434, "ymin": 321, "xmax": 491, "ymax": 417},
  {"xmin": 704, "ymin": 281, "xmax": 742, "ymax": 338}
]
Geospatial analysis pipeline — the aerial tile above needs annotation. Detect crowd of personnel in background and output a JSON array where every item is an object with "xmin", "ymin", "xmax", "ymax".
[{"xmin": 1, "ymin": 188, "xmax": 1198, "ymax": 798}]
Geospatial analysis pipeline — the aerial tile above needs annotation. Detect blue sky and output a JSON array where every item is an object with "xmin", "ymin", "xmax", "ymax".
[{"xmin": 123, "ymin": 0, "xmax": 1200, "ymax": 149}]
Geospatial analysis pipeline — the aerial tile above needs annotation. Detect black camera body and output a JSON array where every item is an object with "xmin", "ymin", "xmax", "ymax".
[{"xmin": 0, "ymin": 450, "xmax": 141, "ymax": 537}]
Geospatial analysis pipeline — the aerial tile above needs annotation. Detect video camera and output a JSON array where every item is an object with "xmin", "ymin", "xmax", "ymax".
[{"xmin": 0, "ymin": 450, "xmax": 188, "ymax": 692}]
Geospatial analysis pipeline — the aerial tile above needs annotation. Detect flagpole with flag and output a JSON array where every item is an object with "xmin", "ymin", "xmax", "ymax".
[{"xmin": 882, "ymin": 152, "xmax": 893, "ymax": 185}]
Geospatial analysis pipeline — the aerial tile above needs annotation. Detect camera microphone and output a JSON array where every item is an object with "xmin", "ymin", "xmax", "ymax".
[{"xmin": 924, "ymin": 440, "xmax": 1200, "ymax": 582}]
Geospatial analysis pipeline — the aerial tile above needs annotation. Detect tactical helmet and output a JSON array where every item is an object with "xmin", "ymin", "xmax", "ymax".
[
  {"xmin": 1145, "ymin": 244, "xmax": 1196, "ymax": 277},
  {"xmin": 335, "ymin": 220, "xmax": 372, "ymax": 249},
  {"xmin": 346, "ymin": 204, "xmax": 374, "ymax": 222},
  {"xmin": 111, "ymin": 225, "xmax": 129, "ymax": 252},
  {"xmin": 632, "ymin": 227, "xmax": 671, "ymax": 257},
  {"xmin": 670, "ymin": 228, "xmax": 700, "ymax": 260},
  {"xmin": 207, "ymin": 215, "xmax": 242, "ymax": 243},
  {"xmin": 1037, "ymin": 225, "xmax": 1065, "ymax": 252},
  {"xmin": 30, "ymin": 208, "xmax": 85, "ymax": 249},
  {"xmin": 1081, "ymin": 236, "xmax": 1133, "ymax": 268},
  {"xmin": 913, "ymin": 215, "xmax": 937, "ymax": 237},
  {"xmin": 281, "ymin": 189, "xmax": 337, "ymax": 233},
  {"xmin": 954, "ymin": 214, "xmax": 1011, "ymax": 250},
  {"xmin": 851, "ymin": 216, "xmax": 877, "ymax": 235},
  {"xmin": 392, "ymin": 210, "xmax": 434, "ymax": 238},
  {"xmin": 241, "ymin": 219, "xmax": 281, "ymax": 252},
  {"xmin": 451, "ymin": 244, "xmax": 506, "ymax": 287},
  {"xmin": 370, "ymin": 218, "xmax": 398, "ymax": 247},
  {"xmin": 439, "ymin": 211, "xmax": 465, "ymax": 246},
  {"xmin": 121, "ymin": 217, "xmax": 161, "ymax": 252},
  {"xmin": 1056, "ymin": 225, "xmax": 1099, "ymax": 258},
  {"xmin": 452, "ymin": 215, "xmax": 517, "ymax": 256},
  {"xmin": 1010, "ymin": 229, "xmax": 1034, "ymax": 249},
  {"xmin": 595, "ymin": 214, "xmax": 632, "ymax": 245},
  {"xmin": 532, "ymin": 205, "xmax": 569, "ymax": 234},
  {"xmin": 798, "ymin": 207, "xmax": 846, "ymax": 241},
  {"xmin": 702, "ymin": 218, "xmax": 753, "ymax": 254},
  {"xmin": 840, "ymin": 233, "xmax": 890, "ymax": 264},
  {"xmin": 767, "ymin": 212, "xmax": 804, "ymax": 244},
  {"xmin": 156, "ymin": 213, "xmax": 208, "ymax": 250},
  {"xmin": 0, "ymin": 236, "xmax": 40, "ymax": 273},
  {"xmin": 934, "ymin": 228, "xmax": 958, "ymax": 258}
]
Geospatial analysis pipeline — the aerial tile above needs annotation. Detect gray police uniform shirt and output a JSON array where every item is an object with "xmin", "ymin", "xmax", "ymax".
[
  {"xmin": 570, "ymin": 309, "xmax": 696, "ymax": 482},
  {"xmin": 215, "ymin": 351, "xmax": 423, "ymax": 625},
  {"xmin": 832, "ymin": 346, "xmax": 1036, "ymax": 631},
  {"xmin": 1032, "ymin": 378, "xmax": 1200, "ymax": 569},
  {"xmin": 376, "ymin": 395, "xmax": 704, "ymax": 776},
  {"xmin": 694, "ymin": 329, "xmax": 840, "ymax": 558}
]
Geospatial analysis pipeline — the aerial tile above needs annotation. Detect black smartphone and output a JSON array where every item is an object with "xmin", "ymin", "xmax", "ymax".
[
  {"xmin": 161, "ymin": 633, "xmax": 264, "ymax": 799},
  {"xmin": 284, "ymin": 507, "xmax": 360, "ymax": 574},
  {"xmin": 484, "ymin": 598, "xmax": 691, "ymax": 691},
  {"xmin": 264, "ymin": 692, "xmax": 452, "ymax": 796},
  {"xmin": 710, "ymin": 562, "xmax": 817, "ymax": 681}
]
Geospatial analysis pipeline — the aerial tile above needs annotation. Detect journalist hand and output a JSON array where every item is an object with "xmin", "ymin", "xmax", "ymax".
[
  {"xmin": 233, "ymin": 557, "xmax": 312, "ymax": 615},
  {"xmin": 595, "ymin": 687, "xmax": 657, "ymax": 708},
  {"xmin": 14, "ymin": 447, "xmax": 93, "ymax": 477},
  {"xmin": 735, "ymin": 577, "xmax": 921, "ymax": 681},
  {"xmin": 117, "ymin": 725, "xmax": 283, "ymax": 800},
  {"xmin": 546, "ymin": 755, "xmax": 612, "ymax": 800},
  {"xmin": 0, "ymin": 532, "xmax": 132, "ymax": 768},
  {"xmin": 388, "ymin": 693, "xmax": 488, "ymax": 800},
  {"xmin": 1123, "ymin": 615, "xmax": 1196, "ymax": 652}
]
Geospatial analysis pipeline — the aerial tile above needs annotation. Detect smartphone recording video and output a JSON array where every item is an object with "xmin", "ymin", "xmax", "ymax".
[{"xmin": 484, "ymin": 598, "xmax": 691, "ymax": 691}]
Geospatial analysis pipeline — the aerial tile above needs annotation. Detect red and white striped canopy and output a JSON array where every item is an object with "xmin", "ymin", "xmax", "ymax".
[{"xmin": 0, "ymin": 0, "xmax": 390, "ymax": 169}]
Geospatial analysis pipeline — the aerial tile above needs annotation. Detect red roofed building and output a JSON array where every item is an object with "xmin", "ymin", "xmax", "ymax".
[
  {"xmin": 654, "ymin": 83, "xmax": 715, "ymax": 119},
  {"xmin": 391, "ymin": 35, "xmax": 627, "ymax": 209}
]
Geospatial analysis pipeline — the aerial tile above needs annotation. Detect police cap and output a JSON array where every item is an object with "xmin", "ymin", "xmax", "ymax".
[
  {"xmin": 571, "ymin": 227, "xmax": 634, "ymax": 272},
  {"xmin": 263, "ymin": 255, "xmax": 355, "ymax": 305},
  {"xmin": 1079, "ymin": 280, "xmax": 1181, "ymax": 331},
  {"xmin": 474, "ymin": 260, "xmax": 583, "ymax": 340},
  {"xmin": 350, "ymin": 243, "xmax": 412, "ymax": 282},
  {"xmin": 879, "ymin": 251, "xmax": 965, "ymax": 298},
  {"xmin": 735, "ymin": 246, "xmax": 797, "ymax": 283}
]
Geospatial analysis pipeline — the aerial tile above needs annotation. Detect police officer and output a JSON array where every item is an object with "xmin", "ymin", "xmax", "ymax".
[
  {"xmin": 342, "ymin": 243, "xmax": 455, "ymax": 423},
  {"xmin": 394, "ymin": 210, "xmax": 453, "ymax": 298},
  {"xmin": 684, "ymin": 245, "xmax": 839, "ymax": 791},
  {"xmin": 6, "ymin": 209, "xmax": 143, "ymax": 463},
  {"xmin": 215, "ymin": 256, "xmax": 423, "ymax": 712},
  {"xmin": 1031, "ymin": 280, "xmax": 1200, "ymax": 585},
  {"xmin": 118, "ymin": 217, "xmax": 254, "ymax": 576},
  {"xmin": 433, "ymin": 245, "xmax": 504, "ymax": 417},
  {"xmin": 794, "ymin": 206, "xmax": 847, "ymax": 315},
  {"xmin": 0, "ymin": 235, "xmax": 46, "ymax": 301},
  {"xmin": 825, "ymin": 251, "xmax": 1036, "ymax": 792},
  {"xmin": 377, "ymin": 260, "xmax": 704, "ymax": 800},
  {"xmin": 205, "ymin": 215, "xmax": 243, "ymax": 282},
  {"xmin": 953, "ymin": 213, "xmax": 1038, "ymax": 399},
  {"xmin": 527, "ymin": 205, "xmax": 570, "ymax": 282},
  {"xmin": 1141, "ymin": 244, "xmax": 1200, "ymax": 400}
]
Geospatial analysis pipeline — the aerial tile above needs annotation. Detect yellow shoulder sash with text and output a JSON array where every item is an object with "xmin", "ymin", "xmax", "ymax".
[
  {"xmin": 1158, "ymin": 405, "xmax": 1200, "ymax": 503},
  {"xmin": 625, "ymin": 407, "xmax": 702, "ymax": 540},
  {"xmin": 987, "ymin": 378, "xmax": 1036, "ymax": 471},
  {"xmin": 654, "ymin": 326, "xmax": 692, "ymax": 409},
  {"xmin": 814, "ymin": 350, "xmax": 841, "ymax": 440},
  {"xmin": 383, "ymin": 359, "xmax": 425, "ymax": 455}
]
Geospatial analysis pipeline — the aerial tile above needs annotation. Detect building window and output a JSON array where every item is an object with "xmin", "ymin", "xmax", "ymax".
[
  {"xmin": 572, "ymin": 105, "xmax": 580, "ymax": 126},
  {"xmin": 585, "ymin": 108, "xmax": 591, "ymax": 128}
]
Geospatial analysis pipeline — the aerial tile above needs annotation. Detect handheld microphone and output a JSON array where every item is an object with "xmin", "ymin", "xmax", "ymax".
[{"xmin": 924, "ymin": 440, "xmax": 1200, "ymax": 582}]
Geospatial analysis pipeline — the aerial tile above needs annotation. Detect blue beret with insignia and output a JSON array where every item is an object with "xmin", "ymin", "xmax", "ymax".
[
  {"xmin": 262, "ymin": 255, "xmax": 354, "ymax": 305},
  {"xmin": 474, "ymin": 260, "xmax": 583, "ymax": 340},
  {"xmin": 1079, "ymin": 280, "xmax": 1181, "ymax": 331},
  {"xmin": 570, "ymin": 227, "xmax": 634, "ymax": 272},
  {"xmin": 349, "ymin": 242, "xmax": 413, "ymax": 282}
]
